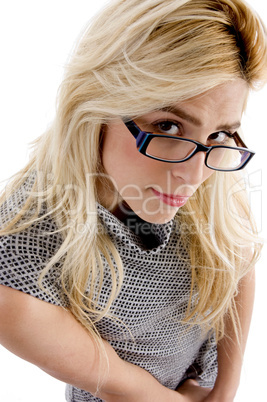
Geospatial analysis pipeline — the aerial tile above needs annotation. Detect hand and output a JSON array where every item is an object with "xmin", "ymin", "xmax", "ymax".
[{"xmin": 177, "ymin": 379, "xmax": 212, "ymax": 402}]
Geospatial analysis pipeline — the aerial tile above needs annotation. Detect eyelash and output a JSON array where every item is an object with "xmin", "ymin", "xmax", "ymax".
[
  {"xmin": 152, "ymin": 120, "xmax": 182, "ymax": 135},
  {"xmin": 208, "ymin": 131, "xmax": 234, "ymax": 144}
]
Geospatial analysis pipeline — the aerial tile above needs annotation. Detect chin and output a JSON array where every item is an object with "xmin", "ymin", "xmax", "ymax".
[
  {"xmin": 120, "ymin": 198, "xmax": 180, "ymax": 224},
  {"xmin": 136, "ymin": 209, "xmax": 179, "ymax": 224}
]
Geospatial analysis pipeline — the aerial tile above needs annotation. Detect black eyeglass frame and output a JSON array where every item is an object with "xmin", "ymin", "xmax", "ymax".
[{"xmin": 124, "ymin": 119, "xmax": 255, "ymax": 172}]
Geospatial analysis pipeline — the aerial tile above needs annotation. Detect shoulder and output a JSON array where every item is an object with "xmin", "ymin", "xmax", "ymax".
[
  {"xmin": 0, "ymin": 211, "xmax": 62, "ymax": 266},
  {"xmin": 0, "ymin": 209, "xmax": 65, "ymax": 306}
]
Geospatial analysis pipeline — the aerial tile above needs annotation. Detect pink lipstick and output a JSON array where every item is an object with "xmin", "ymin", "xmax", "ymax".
[{"xmin": 152, "ymin": 189, "xmax": 189, "ymax": 207}]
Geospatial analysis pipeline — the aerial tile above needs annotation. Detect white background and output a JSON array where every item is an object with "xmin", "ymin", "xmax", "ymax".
[{"xmin": 0, "ymin": 1, "xmax": 266, "ymax": 401}]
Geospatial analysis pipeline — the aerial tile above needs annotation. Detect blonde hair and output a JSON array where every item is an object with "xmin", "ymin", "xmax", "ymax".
[{"xmin": 1, "ymin": 0, "xmax": 267, "ymax": 353}]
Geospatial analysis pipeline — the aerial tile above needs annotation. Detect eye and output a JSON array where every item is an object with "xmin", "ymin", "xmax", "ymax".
[
  {"xmin": 208, "ymin": 131, "xmax": 234, "ymax": 145},
  {"xmin": 153, "ymin": 121, "xmax": 181, "ymax": 136}
]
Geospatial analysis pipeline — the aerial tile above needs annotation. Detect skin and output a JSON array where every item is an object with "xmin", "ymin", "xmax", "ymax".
[{"xmin": 100, "ymin": 79, "xmax": 248, "ymax": 223}]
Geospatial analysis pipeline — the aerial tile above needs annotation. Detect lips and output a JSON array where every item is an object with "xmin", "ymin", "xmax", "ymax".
[{"xmin": 151, "ymin": 189, "xmax": 189, "ymax": 207}]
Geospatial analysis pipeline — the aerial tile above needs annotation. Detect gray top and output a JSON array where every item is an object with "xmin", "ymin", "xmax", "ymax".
[{"xmin": 0, "ymin": 179, "xmax": 217, "ymax": 401}]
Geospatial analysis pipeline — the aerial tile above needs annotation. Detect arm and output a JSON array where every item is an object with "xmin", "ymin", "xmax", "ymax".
[
  {"xmin": 204, "ymin": 268, "xmax": 255, "ymax": 402},
  {"xmin": 0, "ymin": 285, "xmax": 210, "ymax": 402}
]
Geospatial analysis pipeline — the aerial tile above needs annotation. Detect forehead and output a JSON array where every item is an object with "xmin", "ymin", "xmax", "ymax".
[
  {"xmin": 158, "ymin": 80, "xmax": 248, "ymax": 129},
  {"xmin": 184, "ymin": 79, "xmax": 248, "ymax": 103}
]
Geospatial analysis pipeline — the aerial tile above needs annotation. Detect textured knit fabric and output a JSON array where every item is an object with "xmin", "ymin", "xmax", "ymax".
[{"xmin": 0, "ymin": 179, "xmax": 218, "ymax": 401}]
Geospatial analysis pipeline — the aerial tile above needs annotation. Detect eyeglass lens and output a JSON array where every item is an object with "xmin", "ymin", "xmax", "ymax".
[{"xmin": 146, "ymin": 136, "xmax": 250, "ymax": 170}]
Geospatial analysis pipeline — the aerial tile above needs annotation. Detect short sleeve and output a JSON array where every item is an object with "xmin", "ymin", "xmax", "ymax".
[{"xmin": 0, "ymin": 216, "xmax": 68, "ymax": 307}]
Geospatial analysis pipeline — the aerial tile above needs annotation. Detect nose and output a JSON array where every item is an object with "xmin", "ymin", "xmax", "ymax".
[{"xmin": 170, "ymin": 152, "xmax": 207, "ymax": 186}]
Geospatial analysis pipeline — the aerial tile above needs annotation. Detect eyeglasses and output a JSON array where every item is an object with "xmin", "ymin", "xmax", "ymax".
[{"xmin": 123, "ymin": 120, "xmax": 255, "ymax": 172}]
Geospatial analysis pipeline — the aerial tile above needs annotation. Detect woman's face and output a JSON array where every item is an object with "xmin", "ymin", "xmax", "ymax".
[{"xmin": 100, "ymin": 79, "xmax": 248, "ymax": 223}]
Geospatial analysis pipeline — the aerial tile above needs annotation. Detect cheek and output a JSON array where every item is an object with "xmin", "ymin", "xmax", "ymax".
[
  {"xmin": 103, "ymin": 126, "xmax": 154, "ymax": 178},
  {"xmin": 202, "ymin": 166, "xmax": 215, "ymax": 185},
  {"xmin": 101, "ymin": 129, "xmax": 141, "ymax": 186}
]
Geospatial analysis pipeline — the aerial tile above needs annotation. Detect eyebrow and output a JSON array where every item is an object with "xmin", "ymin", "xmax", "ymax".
[{"xmin": 160, "ymin": 106, "xmax": 241, "ymax": 132}]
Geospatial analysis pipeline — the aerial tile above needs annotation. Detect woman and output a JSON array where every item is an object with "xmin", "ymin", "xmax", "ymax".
[{"xmin": 0, "ymin": 0, "xmax": 266, "ymax": 401}]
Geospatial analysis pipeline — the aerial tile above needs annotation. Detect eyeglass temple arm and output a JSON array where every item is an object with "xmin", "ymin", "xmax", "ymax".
[
  {"xmin": 233, "ymin": 132, "xmax": 247, "ymax": 148},
  {"xmin": 124, "ymin": 120, "xmax": 149, "ymax": 149},
  {"xmin": 124, "ymin": 120, "xmax": 140, "ymax": 138}
]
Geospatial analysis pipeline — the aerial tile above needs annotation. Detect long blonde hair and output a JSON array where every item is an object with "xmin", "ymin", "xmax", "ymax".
[{"xmin": 1, "ymin": 0, "xmax": 267, "ymax": 348}]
